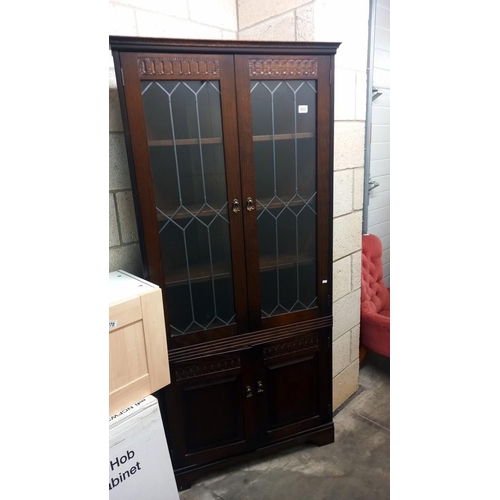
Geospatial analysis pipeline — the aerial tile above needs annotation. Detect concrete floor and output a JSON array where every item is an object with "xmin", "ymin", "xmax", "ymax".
[{"xmin": 179, "ymin": 352, "xmax": 390, "ymax": 500}]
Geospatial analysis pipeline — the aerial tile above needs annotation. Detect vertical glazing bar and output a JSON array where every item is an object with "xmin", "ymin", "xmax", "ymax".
[
  {"xmin": 193, "ymin": 83, "xmax": 217, "ymax": 319},
  {"xmin": 167, "ymin": 82, "xmax": 194, "ymax": 329},
  {"xmin": 270, "ymin": 84, "xmax": 280, "ymax": 307},
  {"xmin": 275, "ymin": 216, "xmax": 280, "ymax": 309},
  {"xmin": 192, "ymin": 83, "xmax": 208, "ymax": 203},
  {"xmin": 292, "ymin": 84, "xmax": 300, "ymax": 304},
  {"xmin": 206, "ymin": 225, "xmax": 218, "ymax": 318},
  {"xmin": 270, "ymin": 86, "xmax": 277, "ymax": 197},
  {"xmin": 295, "ymin": 217, "xmax": 300, "ymax": 304},
  {"xmin": 158, "ymin": 83, "xmax": 183, "ymax": 204},
  {"xmin": 182, "ymin": 230, "xmax": 196, "ymax": 327}
]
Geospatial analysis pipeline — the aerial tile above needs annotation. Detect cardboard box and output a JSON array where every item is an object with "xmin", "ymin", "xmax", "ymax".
[{"xmin": 109, "ymin": 395, "xmax": 179, "ymax": 499}]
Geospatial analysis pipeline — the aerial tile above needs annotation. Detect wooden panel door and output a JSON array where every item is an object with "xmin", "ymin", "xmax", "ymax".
[
  {"xmin": 254, "ymin": 329, "xmax": 331, "ymax": 445},
  {"xmin": 117, "ymin": 51, "xmax": 249, "ymax": 349},
  {"xmin": 165, "ymin": 348, "xmax": 257, "ymax": 469},
  {"xmin": 234, "ymin": 55, "xmax": 333, "ymax": 332},
  {"xmin": 109, "ymin": 283, "xmax": 170, "ymax": 416}
]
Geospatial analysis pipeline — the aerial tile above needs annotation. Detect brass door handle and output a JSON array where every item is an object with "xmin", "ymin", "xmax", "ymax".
[
  {"xmin": 246, "ymin": 197, "xmax": 255, "ymax": 211},
  {"xmin": 232, "ymin": 199, "xmax": 241, "ymax": 213},
  {"xmin": 246, "ymin": 385, "xmax": 253, "ymax": 398},
  {"xmin": 257, "ymin": 381, "xmax": 264, "ymax": 393}
]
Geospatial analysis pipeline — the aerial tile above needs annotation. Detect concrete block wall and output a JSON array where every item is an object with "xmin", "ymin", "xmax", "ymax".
[
  {"xmin": 109, "ymin": 0, "xmax": 368, "ymax": 410},
  {"xmin": 109, "ymin": 66, "xmax": 142, "ymax": 276}
]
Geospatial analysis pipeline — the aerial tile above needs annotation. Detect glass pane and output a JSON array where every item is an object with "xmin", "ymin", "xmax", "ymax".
[
  {"xmin": 251, "ymin": 80, "xmax": 318, "ymax": 318},
  {"xmin": 141, "ymin": 80, "xmax": 235, "ymax": 335}
]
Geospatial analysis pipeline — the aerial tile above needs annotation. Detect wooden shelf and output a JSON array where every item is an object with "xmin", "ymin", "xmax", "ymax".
[
  {"xmin": 149, "ymin": 137, "xmax": 223, "ymax": 147},
  {"xmin": 164, "ymin": 254, "xmax": 315, "ymax": 287},
  {"xmin": 260, "ymin": 253, "xmax": 315, "ymax": 272},
  {"xmin": 256, "ymin": 197, "xmax": 315, "ymax": 212},
  {"xmin": 253, "ymin": 132, "xmax": 314, "ymax": 142},
  {"xmin": 148, "ymin": 132, "xmax": 314, "ymax": 148},
  {"xmin": 165, "ymin": 262, "xmax": 232, "ymax": 288},
  {"xmin": 157, "ymin": 204, "xmax": 226, "ymax": 221},
  {"xmin": 156, "ymin": 197, "xmax": 314, "ymax": 221}
]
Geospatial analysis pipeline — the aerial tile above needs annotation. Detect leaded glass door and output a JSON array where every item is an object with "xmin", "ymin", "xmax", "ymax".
[
  {"xmin": 235, "ymin": 55, "xmax": 333, "ymax": 330},
  {"xmin": 120, "ymin": 52, "xmax": 248, "ymax": 348}
]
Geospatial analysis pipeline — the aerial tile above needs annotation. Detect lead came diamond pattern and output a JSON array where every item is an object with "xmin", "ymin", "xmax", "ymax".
[
  {"xmin": 141, "ymin": 80, "xmax": 235, "ymax": 335},
  {"xmin": 251, "ymin": 80, "xmax": 318, "ymax": 318}
]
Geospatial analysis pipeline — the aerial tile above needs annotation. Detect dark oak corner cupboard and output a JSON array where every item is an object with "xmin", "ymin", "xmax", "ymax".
[{"xmin": 110, "ymin": 35, "xmax": 341, "ymax": 490}]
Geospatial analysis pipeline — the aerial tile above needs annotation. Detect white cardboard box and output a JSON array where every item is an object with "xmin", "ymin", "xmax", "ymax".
[{"xmin": 109, "ymin": 395, "xmax": 179, "ymax": 500}]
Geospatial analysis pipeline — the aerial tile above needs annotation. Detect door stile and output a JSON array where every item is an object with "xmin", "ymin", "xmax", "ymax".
[
  {"xmin": 120, "ymin": 52, "xmax": 166, "ymax": 307},
  {"xmin": 219, "ymin": 55, "xmax": 249, "ymax": 334},
  {"xmin": 252, "ymin": 343, "xmax": 268, "ymax": 446},
  {"xmin": 234, "ymin": 55, "xmax": 263, "ymax": 330},
  {"xmin": 315, "ymin": 56, "xmax": 333, "ymax": 316}
]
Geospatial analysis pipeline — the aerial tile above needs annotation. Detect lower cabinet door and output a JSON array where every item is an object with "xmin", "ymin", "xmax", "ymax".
[
  {"xmin": 166, "ymin": 348, "xmax": 257, "ymax": 469},
  {"xmin": 255, "ymin": 329, "xmax": 331, "ymax": 445}
]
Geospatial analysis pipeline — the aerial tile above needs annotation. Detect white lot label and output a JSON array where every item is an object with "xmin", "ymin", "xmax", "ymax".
[
  {"xmin": 109, "ymin": 320, "xmax": 118, "ymax": 329},
  {"xmin": 298, "ymin": 105, "xmax": 308, "ymax": 113}
]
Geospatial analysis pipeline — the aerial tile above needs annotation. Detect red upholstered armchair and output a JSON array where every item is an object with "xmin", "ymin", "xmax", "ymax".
[{"xmin": 360, "ymin": 234, "xmax": 390, "ymax": 357}]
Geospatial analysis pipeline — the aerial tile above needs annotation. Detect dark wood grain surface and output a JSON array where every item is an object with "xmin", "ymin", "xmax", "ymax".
[{"xmin": 111, "ymin": 36, "xmax": 338, "ymax": 490}]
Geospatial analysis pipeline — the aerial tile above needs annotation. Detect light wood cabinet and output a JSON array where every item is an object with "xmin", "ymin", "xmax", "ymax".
[{"xmin": 109, "ymin": 270, "xmax": 170, "ymax": 416}]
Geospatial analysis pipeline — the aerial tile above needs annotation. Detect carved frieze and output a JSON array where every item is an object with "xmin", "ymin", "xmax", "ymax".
[
  {"xmin": 249, "ymin": 58, "xmax": 318, "ymax": 77},
  {"xmin": 138, "ymin": 57, "xmax": 220, "ymax": 76},
  {"xmin": 175, "ymin": 356, "xmax": 240, "ymax": 381},
  {"xmin": 263, "ymin": 336, "xmax": 319, "ymax": 359}
]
